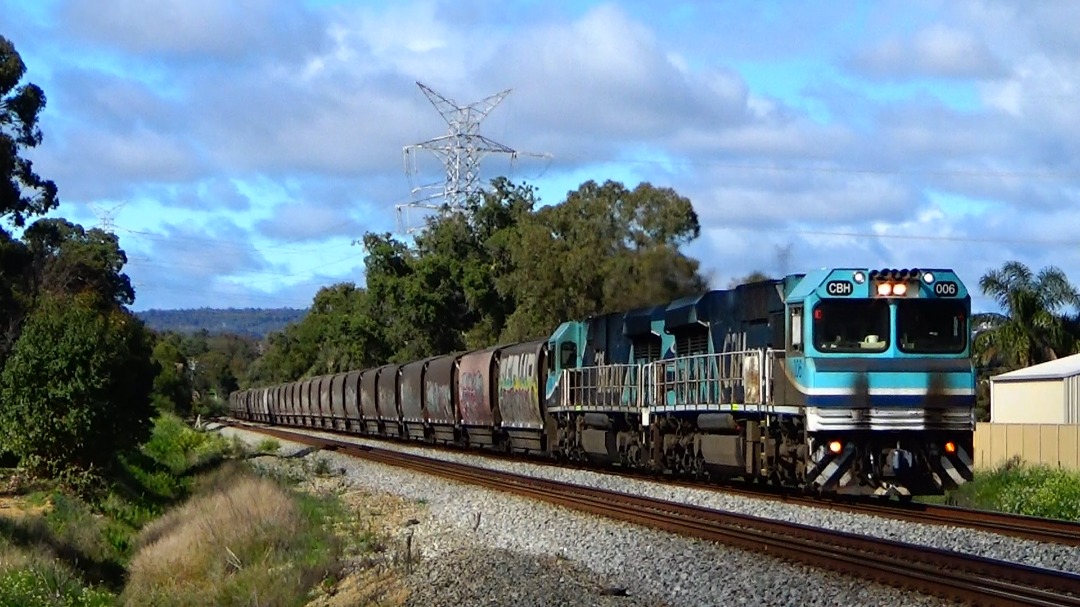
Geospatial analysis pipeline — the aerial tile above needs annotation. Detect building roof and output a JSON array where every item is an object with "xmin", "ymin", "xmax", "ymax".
[{"xmin": 991, "ymin": 353, "xmax": 1080, "ymax": 382}]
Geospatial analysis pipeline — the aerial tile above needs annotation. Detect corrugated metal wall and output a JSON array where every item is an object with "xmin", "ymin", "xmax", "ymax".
[
  {"xmin": 1066, "ymin": 375, "xmax": 1080, "ymax": 424},
  {"xmin": 991, "ymin": 380, "xmax": 1065, "ymax": 423},
  {"xmin": 974, "ymin": 423, "xmax": 1080, "ymax": 471}
]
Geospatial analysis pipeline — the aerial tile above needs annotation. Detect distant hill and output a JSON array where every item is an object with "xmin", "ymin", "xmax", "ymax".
[{"xmin": 136, "ymin": 307, "xmax": 308, "ymax": 339}]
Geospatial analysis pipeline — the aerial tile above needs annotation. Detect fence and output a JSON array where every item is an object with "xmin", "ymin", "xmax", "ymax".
[{"xmin": 973, "ymin": 423, "xmax": 1080, "ymax": 471}]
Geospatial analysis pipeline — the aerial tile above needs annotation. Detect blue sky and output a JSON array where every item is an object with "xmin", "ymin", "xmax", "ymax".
[{"xmin": 2, "ymin": 0, "xmax": 1079, "ymax": 313}]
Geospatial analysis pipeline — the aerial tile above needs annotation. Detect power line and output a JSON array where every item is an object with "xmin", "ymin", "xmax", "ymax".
[
  {"xmin": 125, "ymin": 250, "xmax": 361, "ymax": 281},
  {"xmin": 113, "ymin": 217, "xmax": 1080, "ymax": 254},
  {"xmin": 115, "ymin": 225, "xmax": 347, "ymax": 255},
  {"xmin": 563, "ymin": 156, "xmax": 1080, "ymax": 181},
  {"xmin": 721, "ymin": 226, "xmax": 1080, "ymax": 247}
]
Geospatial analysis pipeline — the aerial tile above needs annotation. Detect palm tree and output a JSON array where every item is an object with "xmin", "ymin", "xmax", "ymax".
[{"xmin": 974, "ymin": 261, "xmax": 1080, "ymax": 369}]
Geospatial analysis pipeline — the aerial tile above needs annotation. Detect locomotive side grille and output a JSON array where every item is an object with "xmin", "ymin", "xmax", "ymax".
[
  {"xmin": 632, "ymin": 334, "xmax": 662, "ymax": 363},
  {"xmin": 675, "ymin": 328, "xmax": 710, "ymax": 356}
]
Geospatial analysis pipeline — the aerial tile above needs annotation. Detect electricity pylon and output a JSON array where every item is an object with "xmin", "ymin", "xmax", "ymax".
[
  {"xmin": 396, "ymin": 81, "xmax": 550, "ymax": 233},
  {"xmin": 88, "ymin": 202, "xmax": 126, "ymax": 233}
]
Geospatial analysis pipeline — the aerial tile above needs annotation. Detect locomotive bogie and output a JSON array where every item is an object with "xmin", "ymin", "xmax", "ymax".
[{"xmin": 804, "ymin": 432, "xmax": 974, "ymax": 497}]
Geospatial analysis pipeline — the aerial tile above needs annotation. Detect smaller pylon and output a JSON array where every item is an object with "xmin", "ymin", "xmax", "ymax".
[{"xmin": 88, "ymin": 202, "xmax": 126, "ymax": 233}]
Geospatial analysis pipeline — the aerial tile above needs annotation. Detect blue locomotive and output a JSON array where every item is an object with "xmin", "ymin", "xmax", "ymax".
[
  {"xmin": 547, "ymin": 267, "xmax": 975, "ymax": 497},
  {"xmin": 230, "ymin": 266, "xmax": 975, "ymax": 498}
]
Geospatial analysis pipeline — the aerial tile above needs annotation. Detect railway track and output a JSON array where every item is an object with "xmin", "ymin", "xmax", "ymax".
[
  {"xmin": 809, "ymin": 493, "xmax": 1080, "ymax": 547},
  {"xmin": 645, "ymin": 474, "xmax": 1080, "ymax": 548},
  {"xmin": 229, "ymin": 422, "xmax": 1080, "ymax": 607},
  {"xmin": 222, "ymin": 419, "xmax": 1080, "ymax": 548}
]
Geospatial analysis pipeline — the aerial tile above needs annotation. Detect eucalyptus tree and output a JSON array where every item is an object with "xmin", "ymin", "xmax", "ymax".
[
  {"xmin": 0, "ymin": 36, "xmax": 58, "ymax": 359},
  {"xmin": 497, "ymin": 179, "xmax": 707, "ymax": 341},
  {"xmin": 1, "ymin": 35, "xmax": 58, "ymax": 227}
]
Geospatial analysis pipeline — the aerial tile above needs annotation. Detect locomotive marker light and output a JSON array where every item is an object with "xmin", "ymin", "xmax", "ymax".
[
  {"xmin": 922, "ymin": 271, "xmax": 935, "ymax": 284},
  {"xmin": 853, "ymin": 271, "xmax": 866, "ymax": 284}
]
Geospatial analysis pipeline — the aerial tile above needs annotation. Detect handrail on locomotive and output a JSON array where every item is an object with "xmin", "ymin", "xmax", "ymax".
[{"xmin": 562, "ymin": 348, "xmax": 777, "ymax": 414}]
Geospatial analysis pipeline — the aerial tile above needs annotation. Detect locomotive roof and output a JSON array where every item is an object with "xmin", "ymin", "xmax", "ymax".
[
  {"xmin": 991, "ymin": 353, "xmax": 1080, "ymax": 382},
  {"xmin": 783, "ymin": 269, "xmax": 832, "ymax": 301}
]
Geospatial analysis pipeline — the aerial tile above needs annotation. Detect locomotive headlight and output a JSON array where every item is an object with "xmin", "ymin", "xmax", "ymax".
[
  {"xmin": 944, "ymin": 441, "xmax": 957, "ymax": 454},
  {"xmin": 893, "ymin": 282, "xmax": 908, "ymax": 296},
  {"xmin": 853, "ymin": 271, "xmax": 866, "ymax": 284},
  {"xmin": 922, "ymin": 271, "xmax": 935, "ymax": 284},
  {"xmin": 828, "ymin": 440, "xmax": 843, "ymax": 454},
  {"xmin": 876, "ymin": 283, "xmax": 892, "ymax": 296}
]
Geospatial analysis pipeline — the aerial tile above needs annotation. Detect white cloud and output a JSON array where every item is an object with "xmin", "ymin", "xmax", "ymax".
[
  {"xmin": 5, "ymin": 0, "xmax": 1080, "ymax": 312},
  {"xmin": 61, "ymin": 0, "xmax": 326, "ymax": 60},
  {"xmin": 849, "ymin": 24, "xmax": 1005, "ymax": 80}
]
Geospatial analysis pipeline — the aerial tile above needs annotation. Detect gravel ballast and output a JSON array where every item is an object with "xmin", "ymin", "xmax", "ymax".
[
  {"xmin": 280, "ymin": 425, "xmax": 1080, "ymax": 576},
  {"xmin": 220, "ymin": 425, "xmax": 957, "ymax": 607}
]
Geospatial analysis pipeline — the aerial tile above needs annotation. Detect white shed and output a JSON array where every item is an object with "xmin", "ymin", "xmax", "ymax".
[{"xmin": 990, "ymin": 353, "xmax": 1080, "ymax": 424}]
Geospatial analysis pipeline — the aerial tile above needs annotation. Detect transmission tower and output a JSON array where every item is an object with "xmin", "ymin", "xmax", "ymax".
[
  {"xmin": 397, "ymin": 81, "xmax": 550, "ymax": 233},
  {"xmin": 88, "ymin": 202, "xmax": 126, "ymax": 233}
]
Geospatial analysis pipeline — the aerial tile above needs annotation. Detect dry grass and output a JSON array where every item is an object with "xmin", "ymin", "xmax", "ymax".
[
  {"xmin": 0, "ymin": 495, "xmax": 52, "ymax": 520},
  {"xmin": 308, "ymin": 567, "xmax": 410, "ymax": 607},
  {"xmin": 121, "ymin": 467, "xmax": 340, "ymax": 607}
]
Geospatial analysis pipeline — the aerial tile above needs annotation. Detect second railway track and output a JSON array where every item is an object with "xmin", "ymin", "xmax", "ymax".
[
  {"xmin": 229, "ymin": 422, "xmax": 1080, "ymax": 607},
  {"xmin": 225, "ymin": 418, "xmax": 1080, "ymax": 549}
]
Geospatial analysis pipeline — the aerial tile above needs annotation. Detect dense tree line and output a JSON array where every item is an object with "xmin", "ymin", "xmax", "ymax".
[
  {"xmin": 0, "ymin": 35, "xmax": 157, "ymax": 476},
  {"xmin": 247, "ymin": 177, "xmax": 709, "ymax": 384},
  {"xmin": 137, "ymin": 307, "xmax": 307, "ymax": 339},
  {"xmin": 149, "ymin": 330, "xmax": 260, "ymax": 417}
]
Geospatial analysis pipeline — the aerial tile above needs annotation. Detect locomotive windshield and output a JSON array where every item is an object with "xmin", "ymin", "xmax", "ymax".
[
  {"xmin": 812, "ymin": 299, "xmax": 890, "ymax": 352},
  {"xmin": 897, "ymin": 299, "xmax": 967, "ymax": 354}
]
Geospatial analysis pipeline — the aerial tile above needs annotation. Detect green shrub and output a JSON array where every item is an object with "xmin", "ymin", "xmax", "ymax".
[
  {"xmin": 948, "ymin": 458, "xmax": 1080, "ymax": 521},
  {"xmin": 139, "ymin": 413, "xmax": 235, "ymax": 476},
  {"xmin": 0, "ymin": 293, "xmax": 155, "ymax": 477},
  {"xmin": 43, "ymin": 493, "xmax": 120, "ymax": 566},
  {"xmin": 0, "ymin": 492, "xmax": 126, "ymax": 592},
  {"xmin": 192, "ymin": 395, "xmax": 228, "ymax": 419},
  {"xmin": 0, "ymin": 557, "xmax": 114, "ymax": 607},
  {"xmin": 256, "ymin": 438, "xmax": 281, "ymax": 453}
]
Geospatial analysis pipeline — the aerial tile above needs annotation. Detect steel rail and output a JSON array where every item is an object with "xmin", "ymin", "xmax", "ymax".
[
  {"xmin": 233, "ymin": 423, "xmax": 1080, "ymax": 607},
  {"xmin": 811, "ymin": 495, "xmax": 1080, "ymax": 547},
  {"xmin": 226, "ymin": 418, "xmax": 1080, "ymax": 548}
]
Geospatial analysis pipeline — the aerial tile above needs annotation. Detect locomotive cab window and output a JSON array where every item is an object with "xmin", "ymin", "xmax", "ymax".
[
  {"xmin": 560, "ymin": 342, "xmax": 577, "ymax": 368},
  {"xmin": 789, "ymin": 306, "xmax": 803, "ymax": 351},
  {"xmin": 897, "ymin": 300, "xmax": 967, "ymax": 354},
  {"xmin": 813, "ymin": 300, "xmax": 890, "ymax": 353}
]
